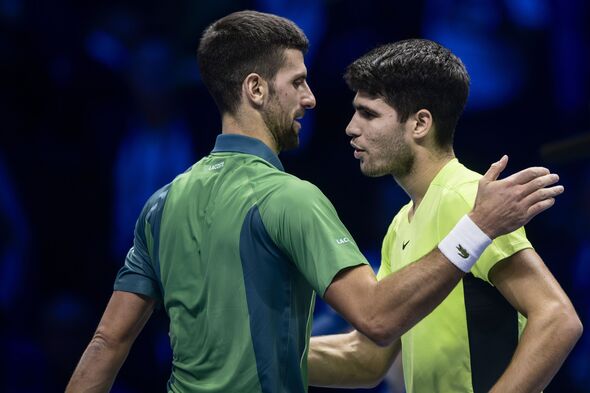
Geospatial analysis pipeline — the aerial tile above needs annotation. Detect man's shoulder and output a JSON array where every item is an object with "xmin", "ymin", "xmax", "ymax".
[
  {"xmin": 432, "ymin": 161, "xmax": 483, "ymax": 206},
  {"xmin": 142, "ymin": 183, "xmax": 173, "ymax": 222},
  {"xmin": 268, "ymin": 175, "xmax": 324, "ymax": 201}
]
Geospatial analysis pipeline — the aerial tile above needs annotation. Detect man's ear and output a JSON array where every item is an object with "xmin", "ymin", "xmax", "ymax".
[
  {"xmin": 410, "ymin": 109, "xmax": 433, "ymax": 141},
  {"xmin": 243, "ymin": 73, "xmax": 269, "ymax": 107}
]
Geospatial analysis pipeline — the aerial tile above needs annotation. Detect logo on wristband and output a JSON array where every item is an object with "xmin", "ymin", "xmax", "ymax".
[{"xmin": 456, "ymin": 244, "xmax": 470, "ymax": 259}]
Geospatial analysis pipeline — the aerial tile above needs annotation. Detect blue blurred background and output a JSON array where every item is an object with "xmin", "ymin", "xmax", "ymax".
[{"xmin": 1, "ymin": 0, "xmax": 589, "ymax": 392}]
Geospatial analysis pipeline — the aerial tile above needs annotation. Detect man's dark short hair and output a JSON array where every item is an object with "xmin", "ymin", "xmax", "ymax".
[
  {"xmin": 197, "ymin": 10, "xmax": 309, "ymax": 114},
  {"xmin": 344, "ymin": 39, "xmax": 470, "ymax": 148}
]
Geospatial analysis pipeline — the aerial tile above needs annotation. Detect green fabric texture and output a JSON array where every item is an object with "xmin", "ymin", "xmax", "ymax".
[{"xmin": 114, "ymin": 135, "xmax": 367, "ymax": 392}]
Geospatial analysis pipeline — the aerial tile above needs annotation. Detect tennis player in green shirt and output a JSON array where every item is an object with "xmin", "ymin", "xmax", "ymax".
[{"xmin": 309, "ymin": 39, "xmax": 582, "ymax": 393}]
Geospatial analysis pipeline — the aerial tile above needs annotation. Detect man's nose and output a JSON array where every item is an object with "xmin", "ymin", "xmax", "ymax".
[
  {"xmin": 345, "ymin": 114, "xmax": 361, "ymax": 137},
  {"xmin": 301, "ymin": 82, "xmax": 316, "ymax": 109}
]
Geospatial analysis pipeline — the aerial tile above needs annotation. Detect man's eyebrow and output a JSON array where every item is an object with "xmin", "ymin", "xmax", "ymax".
[
  {"xmin": 353, "ymin": 103, "xmax": 376, "ymax": 113},
  {"xmin": 293, "ymin": 71, "xmax": 307, "ymax": 79}
]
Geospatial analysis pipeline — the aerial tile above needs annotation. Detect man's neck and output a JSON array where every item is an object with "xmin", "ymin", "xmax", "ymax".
[
  {"xmin": 221, "ymin": 112, "xmax": 279, "ymax": 153},
  {"xmin": 395, "ymin": 149, "xmax": 455, "ymax": 221}
]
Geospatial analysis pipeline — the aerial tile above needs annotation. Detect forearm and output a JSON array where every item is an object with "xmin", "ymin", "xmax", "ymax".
[
  {"xmin": 490, "ymin": 307, "xmax": 582, "ymax": 393},
  {"xmin": 66, "ymin": 292, "xmax": 156, "ymax": 393},
  {"xmin": 308, "ymin": 331, "xmax": 399, "ymax": 388},
  {"xmin": 353, "ymin": 214, "xmax": 493, "ymax": 344},
  {"xmin": 363, "ymin": 248, "xmax": 464, "ymax": 345},
  {"xmin": 66, "ymin": 332, "xmax": 133, "ymax": 393}
]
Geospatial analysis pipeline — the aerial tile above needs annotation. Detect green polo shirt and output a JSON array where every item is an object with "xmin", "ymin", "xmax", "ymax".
[{"xmin": 114, "ymin": 134, "xmax": 367, "ymax": 393}]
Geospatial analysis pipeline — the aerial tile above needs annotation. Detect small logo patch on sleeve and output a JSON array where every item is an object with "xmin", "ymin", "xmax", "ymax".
[{"xmin": 336, "ymin": 237, "xmax": 350, "ymax": 245}]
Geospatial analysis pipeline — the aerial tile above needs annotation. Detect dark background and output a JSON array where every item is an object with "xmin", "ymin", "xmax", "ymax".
[{"xmin": 1, "ymin": 0, "xmax": 589, "ymax": 392}]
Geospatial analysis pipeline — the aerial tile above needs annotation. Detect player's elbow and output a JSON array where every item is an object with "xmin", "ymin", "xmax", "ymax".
[
  {"xmin": 91, "ymin": 325, "xmax": 130, "ymax": 351},
  {"xmin": 80, "ymin": 329, "xmax": 116, "ymax": 362},
  {"xmin": 89, "ymin": 330, "xmax": 116, "ymax": 353},
  {"xmin": 546, "ymin": 301, "xmax": 583, "ymax": 344},
  {"xmin": 357, "ymin": 315, "xmax": 400, "ymax": 347},
  {"xmin": 560, "ymin": 308, "xmax": 583, "ymax": 343}
]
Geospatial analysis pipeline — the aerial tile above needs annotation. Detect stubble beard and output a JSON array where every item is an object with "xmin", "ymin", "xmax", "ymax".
[
  {"xmin": 361, "ymin": 126, "xmax": 415, "ymax": 178},
  {"xmin": 388, "ymin": 139, "xmax": 415, "ymax": 178},
  {"xmin": 262, "ymin": 95, "xmax": 299, "ymax": 152}
]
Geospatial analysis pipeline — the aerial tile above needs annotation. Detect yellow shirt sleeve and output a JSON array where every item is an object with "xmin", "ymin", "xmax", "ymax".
[
  {"xmin": 434, "ymin": 184, "xmax": 532, "ymax": 284},
  {"xmin": 475, "ymin": 228, "xmax": 532, "ymax": 284}
]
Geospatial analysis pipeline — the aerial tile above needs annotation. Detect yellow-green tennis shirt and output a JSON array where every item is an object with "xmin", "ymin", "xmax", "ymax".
[{"xmin": 377, "ymin": 158, "xmax": 532, "ymax": 393}]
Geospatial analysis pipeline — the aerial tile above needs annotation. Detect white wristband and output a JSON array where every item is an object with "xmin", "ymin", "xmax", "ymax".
[{"xmin": 438, "ymin": 215, "xmax": 492, "ymax": 272}]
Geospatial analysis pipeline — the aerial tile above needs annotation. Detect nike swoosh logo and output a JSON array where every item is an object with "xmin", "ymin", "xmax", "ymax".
[
  {"xmin": 402, "ymin": 240, "xmax": 410, "ymax": 250},
  {"xmin": 456, "ymin": 244, "xmax": 469, "ymax": 259}
]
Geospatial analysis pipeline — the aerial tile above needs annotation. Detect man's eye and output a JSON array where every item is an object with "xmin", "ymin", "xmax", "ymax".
[
  {"xmin": 360, "ymin": 109, "xmax": 375, "ymax": 119},
  {"xmin": 293, "ymin": 78, "xmax": 304, "ymax": 87}
]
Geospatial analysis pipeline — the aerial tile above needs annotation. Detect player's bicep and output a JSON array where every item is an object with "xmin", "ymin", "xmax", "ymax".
[
  {"xmin": 323, "ymin": 265, "xmax": 377, "ymax": 329},
  {"xmin": 96, "ymin": 291, "xmax": 156, "ymax": 346},
  {"xmin": 489, "ymin": 249, "xmax": 572, "ymax": 316}
]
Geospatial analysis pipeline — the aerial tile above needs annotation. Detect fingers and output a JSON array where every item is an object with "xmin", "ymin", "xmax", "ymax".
[
  {"xmin": 505, "ymin": 166, "xmax": 550, "ymax": 185},
  {"xmin": 520, "ymin": 182, "xmax": 563, "ymax": 226},
  {"xmin": 523, "ymin": 185, "xmax": 564, "ymax": 206},
  {"xmin": 473, "ymin": 160, "xmax": 562, "ymax": 238},
  {"xmin": 525, "ymin": 198, "xmax": 556, "ymax": 224},
  {"xmin": 482, "ymin": 155, "xmax": 508, "ymax": 182},
  {"xmin": 521, "ymin": 173, "xmax": 561, "ymax": 196}
]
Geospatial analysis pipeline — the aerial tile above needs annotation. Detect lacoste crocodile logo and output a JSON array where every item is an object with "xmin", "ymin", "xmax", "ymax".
[
  {"xmin": 456, "ymin": 244, "xmax": 469, "ymax": 259},
  {"xmin": 402, "ymin": 240, "xmax": 410, "ymax": 250}
]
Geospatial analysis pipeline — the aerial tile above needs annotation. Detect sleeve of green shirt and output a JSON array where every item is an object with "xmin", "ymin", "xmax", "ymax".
[
  {"xmin": 261, "ymin": 179, "xmax": 368, "ymax": 297},
  {"xmin": 435, "ymin": 185, "xmax": 532, "ymax": 284},
  {"xmin": 113, "ymin": 190, "xmax": 164, "ymax": 301}
]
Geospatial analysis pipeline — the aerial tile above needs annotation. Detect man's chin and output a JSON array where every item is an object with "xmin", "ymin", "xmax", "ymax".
[
  {"xmin": 281, "ymin": 137, "xmax": 300, "ymax": 151},
  {"xmin": 360, "ymin": 163, "xmax": 385, "ymax": 178},
  {"xmin": 279, "ymin": 127, "xmax": 300, "ymax": 151}
]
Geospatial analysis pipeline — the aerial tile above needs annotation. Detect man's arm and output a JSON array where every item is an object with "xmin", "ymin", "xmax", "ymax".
[
  {"xmin": 308, "ymin": 331, "xmax": 400, "ymax": 388},
  {"xmin": 323, "ymin": 157, "xmax": 563, "ymax": 346},
  {"xmin": 66, "ymin": 291, "xmax": 156, "ymax": 393},
  {"xmin": 488, "ymin": 249, "xmax": 582, "ymax": 393}
]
